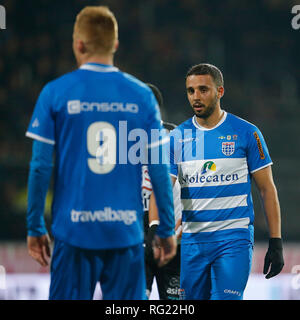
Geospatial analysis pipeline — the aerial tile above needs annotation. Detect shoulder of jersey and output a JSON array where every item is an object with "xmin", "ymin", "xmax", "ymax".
[
  {"xmin": 226, "ymin": 112, "xmax": 258, "ymax": 132},
  {"xmin": 165, "ymin": 118, "xmax": 193, "ymax": 139},
  {"xmin": 41, "ymin": 68, "xmax": 153, "ymax": 102},
  {"xmin": 174, "ymin": 117, "xmax": 194, "ymax": 132},
  {"xmin": 43, "ymin": 69, "xmax": 81, "ymax": 93},
  {"xmin": 119, "ymin": 72, "xmax": 153, "ymax": 98}
]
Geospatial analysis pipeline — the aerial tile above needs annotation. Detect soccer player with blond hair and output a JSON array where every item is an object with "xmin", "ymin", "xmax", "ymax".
[{"xmin": 26, "ymin": 6, "xmax": 176, "ymax": 300}]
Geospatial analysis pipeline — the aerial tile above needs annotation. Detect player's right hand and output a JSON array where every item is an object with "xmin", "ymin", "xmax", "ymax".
[
  {"xmin": 152, "ymin": 234, "xmax": 177, "ymax": 267},
  {"xmin": 27, "ymin": 234, "xmax": 51, "ymax": 267}
]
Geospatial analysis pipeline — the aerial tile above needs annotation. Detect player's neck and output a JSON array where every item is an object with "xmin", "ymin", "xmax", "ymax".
[
  {"xmin": 78, "ymin": 54, "xmax": 114, "ymax": 67},
  {"xmin": 195, "ymin": 107, "xmax": 224, "ymax": 129}
]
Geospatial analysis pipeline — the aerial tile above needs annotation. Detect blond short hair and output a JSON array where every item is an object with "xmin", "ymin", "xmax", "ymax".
[{"xmin": 73, "ymin": 6, "xmax": 118, "ymax": 55}]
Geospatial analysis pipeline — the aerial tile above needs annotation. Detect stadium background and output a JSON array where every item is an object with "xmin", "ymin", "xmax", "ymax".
[{"xmin": 0, "ymin": 0, "xmax": 299, "ymax": 299}]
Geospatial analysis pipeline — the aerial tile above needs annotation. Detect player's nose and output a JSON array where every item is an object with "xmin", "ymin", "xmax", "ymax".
[
  {"xmin": 192, "ymin": 97, "xmax": 202, "ymax": 105},
  {"xmin": 193, "ymin": 89, "xmax": 202, "ymax": 99}
]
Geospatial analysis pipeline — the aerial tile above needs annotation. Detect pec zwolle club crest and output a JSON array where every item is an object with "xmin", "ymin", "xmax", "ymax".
[{"xmin": 222, "ymin": 142, "xmax": 235, "ymax": 156}]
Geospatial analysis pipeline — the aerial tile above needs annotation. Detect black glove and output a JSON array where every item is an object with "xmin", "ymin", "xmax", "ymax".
[
  {"xmin": 145, "ymin": 224, "xmax": 158, "ymax": 261},
  {"xmin": 263, "ymin": 238, "xmax": 284, "ymax": 279}
]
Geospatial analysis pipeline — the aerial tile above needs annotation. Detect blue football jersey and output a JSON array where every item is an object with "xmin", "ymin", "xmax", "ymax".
[
  {"xmin": 169, "ymin": 111, "xmax": 273, "ymax": 244},
  {"xmin": 26, "ymin": 63, "xmax": 167, "ymax": 249}
]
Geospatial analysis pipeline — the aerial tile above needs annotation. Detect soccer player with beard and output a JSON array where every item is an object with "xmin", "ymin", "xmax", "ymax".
[{"xmin": 161, "ymin": 63, "xmax": 284, "ymax": 299}]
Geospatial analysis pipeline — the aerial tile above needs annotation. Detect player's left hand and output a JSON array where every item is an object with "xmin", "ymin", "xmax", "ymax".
[
  {"xmin": 27, "ymin": 234, "xmax": 51, "ymax": 267},
  {"xmin": 263, "ymin": 238, "xmax": 284, "ymax": 279},
  {"xmin": 152, "ymin": 234, "xmax": 177, "ymax": 267}
]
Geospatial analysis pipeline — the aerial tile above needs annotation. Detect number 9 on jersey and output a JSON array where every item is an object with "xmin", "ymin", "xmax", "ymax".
[{"xmin": 87, "ymin": 121, "xmax": 117, "ymax": 174}]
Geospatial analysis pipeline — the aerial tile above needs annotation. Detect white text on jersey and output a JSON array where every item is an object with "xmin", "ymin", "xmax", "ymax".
[
  {"xmin": 67, "ymin": 100, "xmax": 139, "ymax": 114},
  {"xmin": 71, "ymin": 207, "xmax": 137, "ymax": 225}
]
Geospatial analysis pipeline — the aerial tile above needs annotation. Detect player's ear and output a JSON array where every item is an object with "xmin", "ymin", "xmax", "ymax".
[
  {"xmin": 77, "ymin": 39, "xmax": 86, "ymax": 54},
  {"xmin": 112, "ymin": 39, "xmax": 119, "ymax": 53},
  {"xmin": 73, "ymin": 37, "xmax": 86, "ymax": 55},
  {"xmin": 217, "ymin": 86, "xmax": 224, "ymax": 99}
]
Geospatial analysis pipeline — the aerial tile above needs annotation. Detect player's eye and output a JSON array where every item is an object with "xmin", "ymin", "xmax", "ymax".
[{"xmin": 187, "ymin": 88, "xmax": 194, "ymax": 94}]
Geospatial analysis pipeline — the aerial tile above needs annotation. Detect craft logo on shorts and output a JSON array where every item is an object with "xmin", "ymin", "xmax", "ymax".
[
  {"xmin": 224, "ymin": 289, "xmax": 241, "ymax": 297},
  {"xmin": 222, "ymin": 141, "xmax": 235, "ymax": 156},
  {"xmin": 0, "ymin": 5, "xmax": 6, "ymax": 30},
  {"xmin": 253, "ymin": 131, "xmax": 265, "ymax": 159}
]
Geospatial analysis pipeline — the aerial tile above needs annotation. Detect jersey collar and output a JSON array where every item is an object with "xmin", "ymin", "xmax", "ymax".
[
  {"xmin": 192, "ymin": 111, "xmax": 227, "ymax": 131},
  {"xmin": 79, "ymin": 63, "xmax": 119, "ymax": 73}
]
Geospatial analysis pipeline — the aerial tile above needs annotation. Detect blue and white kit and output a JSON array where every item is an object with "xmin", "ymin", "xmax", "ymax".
[{"xmin": 169, "ymin": 111, "xmax": 272, "ymax": 299}]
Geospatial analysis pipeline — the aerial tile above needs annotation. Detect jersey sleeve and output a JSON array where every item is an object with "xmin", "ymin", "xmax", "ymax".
[
  {"xmin": 25, "ymin": 83, "xmax": 55, "ymax": 145},
  {"xmin": 246, "ymin": 126, "xmax": 273, "ymax": 173},
  {"xmin": 27, "ymin": 140, "xmax": 54, "ymax": 236}
]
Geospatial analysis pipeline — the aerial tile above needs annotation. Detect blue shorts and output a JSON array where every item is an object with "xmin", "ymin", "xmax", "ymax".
[
  {"xmin": 180, "ymin": 239, "xmax": 253, "ymax": 300},
  {"xmin": 49, "ymin": 239, "xmax": 146, "ymax": 300}
]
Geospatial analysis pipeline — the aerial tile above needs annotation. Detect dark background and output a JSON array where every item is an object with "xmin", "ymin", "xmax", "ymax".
[{"xmin": 0, "ymin": 0, "xmax": 299, "ymax": 242}]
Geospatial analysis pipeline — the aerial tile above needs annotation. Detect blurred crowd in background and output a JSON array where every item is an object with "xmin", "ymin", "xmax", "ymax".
[{"xmin": 0, "ymin": 0, "xmax": 299, "ymax": 242}]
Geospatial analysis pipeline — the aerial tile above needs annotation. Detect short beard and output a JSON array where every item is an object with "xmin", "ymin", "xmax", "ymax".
[{"xmin": 195, "ymin": 94, "xmax": 218, "ymax": 119}]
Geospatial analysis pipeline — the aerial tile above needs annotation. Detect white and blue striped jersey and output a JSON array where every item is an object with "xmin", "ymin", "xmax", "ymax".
[{"xmin": 169, "ymin": 111, "xmax": 272, "ymax": 244}]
